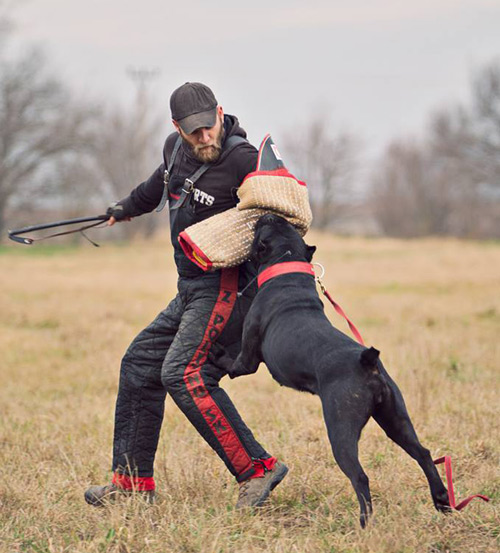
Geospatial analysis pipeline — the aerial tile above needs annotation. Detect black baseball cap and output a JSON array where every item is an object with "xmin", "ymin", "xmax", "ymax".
[{"xmin": 170, "ymin": 82, "xmax": 218, "ymax": 134}]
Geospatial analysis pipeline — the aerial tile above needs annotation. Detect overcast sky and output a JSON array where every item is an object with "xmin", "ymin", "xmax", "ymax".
[{"xmin": 7, "ymin": 0, "xmax": 500, "ymax": 158}]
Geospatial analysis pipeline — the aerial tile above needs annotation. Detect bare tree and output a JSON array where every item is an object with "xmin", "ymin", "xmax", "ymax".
[
  {"xmin": 0, "ymin": 11, "xmax": 168, "ymax": 242},
  {"xmin": 427, "ymin": 61, "xmax": 500, "ymax": 237},
  {"xmin": 283, "ymin": 115, "xmax": 360, "ymax": 230},
  {"xmin": 0, "ymin": 43, "xmax": 96, "ymax": 236},
  {"xmin": 90, "ymin": 70, "xmax": 164, "ymax": 238},
  {"xmin": 371, "ymin": 60, "xmax": 500, "ymax": 239},
  {"xmin": 371, "ymin": 139, "xmax": 456, "ymax": 237},
  {"xmin": 471, "ymin": 61, "xmax": 500, "ymax": 185}
]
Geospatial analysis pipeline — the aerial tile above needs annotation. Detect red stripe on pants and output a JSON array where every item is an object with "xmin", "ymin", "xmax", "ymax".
[{"xmin": 183, "ymin": 268, "xmax": 253, "ymax": 477}]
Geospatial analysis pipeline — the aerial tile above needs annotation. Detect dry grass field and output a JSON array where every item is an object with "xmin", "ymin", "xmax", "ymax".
[{"xmin": 0, "ymin": 231, "xmax": 498, "ymax": 553}]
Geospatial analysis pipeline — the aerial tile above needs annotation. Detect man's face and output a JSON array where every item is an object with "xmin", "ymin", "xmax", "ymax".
[{"xmin": 174, "ymin": 106, "xmax": 224, "ymax": 163}]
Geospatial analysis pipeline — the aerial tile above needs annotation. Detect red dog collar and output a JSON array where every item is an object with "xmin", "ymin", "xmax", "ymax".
[{"xmin": 257, "ymin": 261, "xmax": 315, "ymax": 288}]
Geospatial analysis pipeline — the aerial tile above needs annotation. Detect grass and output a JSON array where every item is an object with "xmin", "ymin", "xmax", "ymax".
[{"xmin": 0, "ymin": 232, "xmax": 498, "ymax": 552}]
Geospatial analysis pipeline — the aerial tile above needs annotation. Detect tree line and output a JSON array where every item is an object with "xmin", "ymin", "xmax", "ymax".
[
  {"xmin": 0, "ymin": 13, "xmax": 162, "ymax": 240},
  {"xmin": 1, "ymin": 13, "xmax": 498, "ymax": 240},
  {"xmin": 285, "ymin": 63, "xmax": 500, "ymax": 239}
]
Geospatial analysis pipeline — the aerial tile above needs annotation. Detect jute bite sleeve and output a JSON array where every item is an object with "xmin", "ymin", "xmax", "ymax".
[{"xmin": 178, "ymin": 169, "xmax": 313, "ymax": 271}]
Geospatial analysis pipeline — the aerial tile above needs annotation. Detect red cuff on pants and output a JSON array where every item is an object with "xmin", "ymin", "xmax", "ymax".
[
  {"xmin": 112, "ymin": 472, "xmax": 156, "ymax": 491},
  {"xmin": 248, "ymin": 456, "xmax": 277, "ymax": 479}
]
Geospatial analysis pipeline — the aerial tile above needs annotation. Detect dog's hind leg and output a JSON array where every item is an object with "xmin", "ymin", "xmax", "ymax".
[
  {"xmin": 320, "ymin": 392, "xmax": 373, "ymax": 528},
  {"xmin": 372, "ymin": 377, "xmax": 450, "ymax": 513}
]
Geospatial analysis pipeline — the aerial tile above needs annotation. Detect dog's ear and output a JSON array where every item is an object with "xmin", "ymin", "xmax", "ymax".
[{"xmin": 305, "ymin": 244, "xmax": 317, "ymax": 262}]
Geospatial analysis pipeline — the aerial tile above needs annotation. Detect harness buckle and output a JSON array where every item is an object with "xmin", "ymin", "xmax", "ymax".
[
  {"xmin": 183, "ymin": 178, "xmax": 194, "ymax": 193},
  {"xmin": 163, "ymin": 170, "xmax": 170, "ymax": 185}
]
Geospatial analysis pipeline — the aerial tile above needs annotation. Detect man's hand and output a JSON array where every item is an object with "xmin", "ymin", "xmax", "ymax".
[
  {"xmin": 107, "ymin": 215, "xmax": 132, "ymax": 226},
  {"xmin": 106, "ymin": 202, "xmax": 132, "ymax": 226}
]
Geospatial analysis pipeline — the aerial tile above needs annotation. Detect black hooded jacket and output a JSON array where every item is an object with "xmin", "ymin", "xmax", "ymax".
[{"xmin": 118, "ymin": 115, "xmax": 258, "ymax": 277}]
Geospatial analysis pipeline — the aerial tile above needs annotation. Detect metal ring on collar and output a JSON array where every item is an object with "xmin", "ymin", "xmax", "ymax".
[{"xmin": 313, "ymin": 262, "xmax": 325, "ymax": 279}]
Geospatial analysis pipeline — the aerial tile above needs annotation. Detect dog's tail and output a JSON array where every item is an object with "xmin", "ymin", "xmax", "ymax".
[{"xmin": 360, "ymin": 347, "xmax": 388, "ymax": 405}]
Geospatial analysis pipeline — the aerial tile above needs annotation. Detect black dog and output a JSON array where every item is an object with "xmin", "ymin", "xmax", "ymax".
[{"xmin": 215, "ymin": 214, "xmax": 450, "ymax": 527}]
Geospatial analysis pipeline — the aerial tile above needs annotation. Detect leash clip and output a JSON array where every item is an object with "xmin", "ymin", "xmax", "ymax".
[
  {"xmin": 316, "ymin": 276, "xmax": 326, "ymax": 296},
  {"xmin": 313, "ymin": 262, "xmax": 326, "ymax": 294}
]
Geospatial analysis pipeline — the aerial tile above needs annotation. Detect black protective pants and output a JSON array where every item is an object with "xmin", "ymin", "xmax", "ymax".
[{"xmin": 112, "ymin": 267, "xmax": 269, "ymax": 483}]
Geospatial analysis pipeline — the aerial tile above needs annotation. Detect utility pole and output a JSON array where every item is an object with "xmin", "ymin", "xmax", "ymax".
[{"xmin": 126, "ymin": 66, "xmax": 160, "ymax": 102}]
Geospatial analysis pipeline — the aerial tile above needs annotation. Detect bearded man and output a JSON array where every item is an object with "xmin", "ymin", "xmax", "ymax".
[{"xmin": 85, "ymin": 82, "xmax": 287, "ymax": 508}]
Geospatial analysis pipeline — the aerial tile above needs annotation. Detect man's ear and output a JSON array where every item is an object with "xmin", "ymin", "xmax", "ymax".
[{"xmin": 305, "ymin": 244, "xmax": 317, "ymax": 262}]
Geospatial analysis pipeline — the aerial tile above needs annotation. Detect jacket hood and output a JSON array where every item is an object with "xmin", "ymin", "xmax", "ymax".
[{"xmin": 223, "ymin": 114, "xmax": 248, "ymax": 141}]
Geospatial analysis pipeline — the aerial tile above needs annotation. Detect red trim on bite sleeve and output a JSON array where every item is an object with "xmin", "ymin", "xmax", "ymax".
[{"xmin": 178, "ymin": 231, "xmax": 213, "ymax": 271}]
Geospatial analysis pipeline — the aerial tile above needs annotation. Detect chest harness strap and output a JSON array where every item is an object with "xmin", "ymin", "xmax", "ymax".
[
  {"xmin": 156, "ymin": 135, "xmax": 248, "ymax": 212},
  {"xmin": 156, "ymin": 135, "xmax": 182, "ymax": 212}
]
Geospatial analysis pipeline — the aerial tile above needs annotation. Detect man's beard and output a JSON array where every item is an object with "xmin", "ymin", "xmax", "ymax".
[{"xmin": 187, "ymin": 124, "xmax": 224, "ymax": 163}]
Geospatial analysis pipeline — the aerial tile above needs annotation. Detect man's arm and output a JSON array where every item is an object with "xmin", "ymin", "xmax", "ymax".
[
  {"xmin": 108, "ymin": 133, "xmax": 180, "ymax": 225},
  {"xmin": 107, "ymin": 163, "xmax": 165, "ymax": 225}
]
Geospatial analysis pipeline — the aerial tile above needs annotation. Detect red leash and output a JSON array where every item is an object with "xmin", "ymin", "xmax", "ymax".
[
  {"xmin": 434, "ymin": 456, "xmax": 490, "ymax": 510},
  {"xmin": 316, "ymin": 276, "xmax": 365, "ymax": 346}
]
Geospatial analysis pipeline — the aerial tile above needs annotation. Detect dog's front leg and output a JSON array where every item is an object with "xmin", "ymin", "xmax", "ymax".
[{"xmin": 228, "ymin": 315, "xmax": 263, "ymax": 379}]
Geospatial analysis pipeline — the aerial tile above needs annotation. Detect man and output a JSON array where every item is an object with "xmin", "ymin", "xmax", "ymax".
[{"xmin": 85, "ymin": 82, "xmax": 288, "ymax": 508}]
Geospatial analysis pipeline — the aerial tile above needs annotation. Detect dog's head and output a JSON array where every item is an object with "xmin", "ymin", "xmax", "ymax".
[{"xmin": 251, "ymin": 214, "xmax": 316, "ymax": 267}]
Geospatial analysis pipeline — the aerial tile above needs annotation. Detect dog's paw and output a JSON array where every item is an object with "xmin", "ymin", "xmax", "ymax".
[
  {"xmin": 227, "ymin": 358, "xmax": 259, "ymax": 379},
  {"xmin": 207, "ymin": 344, "xmax": 235, "ymax": 372},
  {"xmin": 434, "ymin": 490, "xmax": 452, "ymax": 513}
]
